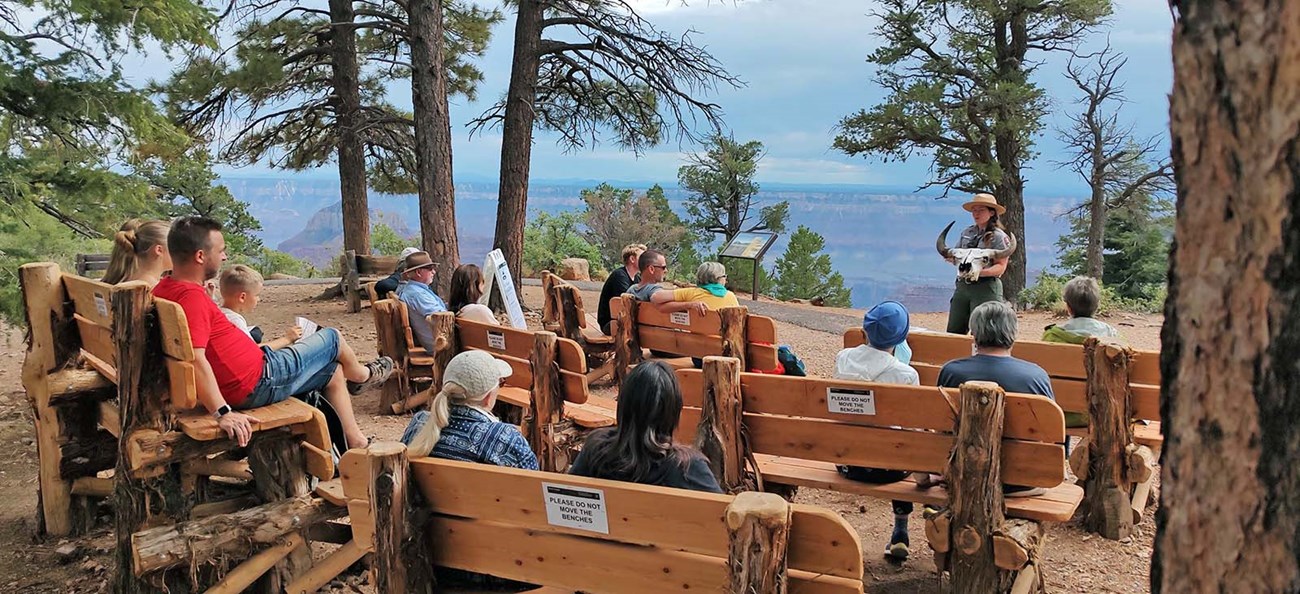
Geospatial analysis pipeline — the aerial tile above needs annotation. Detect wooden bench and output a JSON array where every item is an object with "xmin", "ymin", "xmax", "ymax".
[
  {"xmin": 74, "ymin": 253, "xmax": 110, "ymax": 278},
  {"xmin": 340, "ymin": 249, "xmax": 400, "ymax": 312},
  {"xmin": 405, "ymin": 312, "xmax": 617, "ymax": 471},
  {"xmin": 675, "ymin": 357, "xmax": 1082, "ymax": 591},
  {"xmin": 21, "ymin": 262, "xmax": 345, "ymax": 590},
  {"xmin": 371, "ymin": 298, "xmax": 439, "ymax": 413},
  {"xmin": 540, "ymin": 270, "xmax": 616, "ymax": 382},
  {"xmin": 337, "ymin": 442, "xmax": 866, "ymax": 594},
  {"xmin": 845, "ymin": 328, "xmax": 1161, "ymax": 539},
  {"xmin": 609, "ymin": 294, "xmax": 781, "ymax": 386}
]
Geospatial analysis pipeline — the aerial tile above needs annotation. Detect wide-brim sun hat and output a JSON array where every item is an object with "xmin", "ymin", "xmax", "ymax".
[
  {"xmin": 403, "ymin": 250, "xmax": 436, "ymax": 273},
  {"xmin": 442, "ymin": 350, "xmax": 513, "ymax": 399},
  {"xmin": 962, "ymin": 193, "xmax": 1006, "ymax": 216}
]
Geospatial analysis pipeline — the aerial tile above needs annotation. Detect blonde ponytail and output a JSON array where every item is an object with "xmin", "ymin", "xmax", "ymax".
[
  {"xmin": 406, "ymin": 384, "xmax": 469, "ymax": 457},
  {"xmin": 102, "ymin": 219, "xmax": 169, "ymax": 284}
]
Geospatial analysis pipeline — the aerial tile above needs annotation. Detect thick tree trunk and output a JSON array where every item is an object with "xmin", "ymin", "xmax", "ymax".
[
  {"xmin": 993, "ymin": 13, "xmax": 1030, "ymax": 303},
  {"xmin": 493, "ymin": 0, "xmax": 545, "ymax": 295},
  {"xmin": 1154, "ymin": 2, "xmax": 1300, "ymax": 592},
  {"xmin": 329, "ymin": 0, "xmax": 371, "ymax": 256},
  {"xmin": 1086, "ymin": 160, "xmax": 1107, "ymax": 279},
  {"xmin": 410, "ymin": 0, "xmax": 459, "ymax": 294}
]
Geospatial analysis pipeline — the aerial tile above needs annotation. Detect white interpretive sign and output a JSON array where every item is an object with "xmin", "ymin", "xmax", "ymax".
[
  {"xmin": 486, "ymin": 330, "xmax": 506, "ymax": 350},
  {"xmin": 826, "ymin": 387, "xmax": 877, "ymax": 416},
  {"xmin": 480, "ymin": 249, "xmax": 527, "ymax": 329},
  {"xmin": 670, "ymin": 311, "xmax": 691, "ymax": 326},
  {"xmin": 542, "ymin": 483, "xmax": 609, "ymax": 534}
]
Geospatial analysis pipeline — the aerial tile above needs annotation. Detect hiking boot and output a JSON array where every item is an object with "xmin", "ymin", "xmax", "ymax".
[
  {"xmin": 348, "ymin": 356, "xmax": 395, "ymax": 395},
  {"xmin": 885, "ymin": 527, "xmax": 910, "ymax": 561}
]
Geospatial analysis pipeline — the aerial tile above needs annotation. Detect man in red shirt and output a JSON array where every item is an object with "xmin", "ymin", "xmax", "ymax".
[{"xmin": 153, "ymin": 217, "xmax": 393, "ymax": 448}]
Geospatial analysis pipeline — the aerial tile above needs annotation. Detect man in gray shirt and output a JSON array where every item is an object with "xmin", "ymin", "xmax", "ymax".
[{"xmin": 626, "ymin": 249, "xmax": 667, "ymax": 301}]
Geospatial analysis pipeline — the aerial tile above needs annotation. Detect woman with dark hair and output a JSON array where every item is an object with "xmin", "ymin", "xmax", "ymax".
[
  {"xmin": 102, "ymin": 219, "xmax": 171, "ymax": 286},
  {"xmin": 446, "ymin": 264, "xmax": 498, "ymax": 325},
  {"xmin": 943, "ymin": 193, "xmax": 1013, "ymax": 334},
  {"xmin": 568, "ymin": 361, "xmax": 722, "ymax": 493}
]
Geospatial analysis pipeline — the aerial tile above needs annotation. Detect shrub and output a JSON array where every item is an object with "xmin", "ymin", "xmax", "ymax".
[{"xmin": 522, "ymin": 210, "xmax": 604, "ymax": 276}]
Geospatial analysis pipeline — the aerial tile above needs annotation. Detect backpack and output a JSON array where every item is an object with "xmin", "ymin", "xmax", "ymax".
[{"xmin": 776, "ymin": 345, "xmax": 807, "ymax": 377}]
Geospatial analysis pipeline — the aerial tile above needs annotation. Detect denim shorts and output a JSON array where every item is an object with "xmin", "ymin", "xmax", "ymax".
[{"xmin": 241, "ymin": 327, "xmax": 341, "ymax": 409}]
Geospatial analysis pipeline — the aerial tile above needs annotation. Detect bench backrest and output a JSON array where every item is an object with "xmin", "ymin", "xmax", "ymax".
[
  {"xmin": 75, "ymin": 253, "xmax": 111, "ymax": 277},
  {"xmin": 611, "ymin": 296, "xmax": 780, "ymax": 370},
  {"xmin": 343, "ymin": 252, "xmax": 400, "ymax": 277},
  {"xmin": 675, "ymin": 369, "xmax": 1068, "ymax": 488},
  {"xmin": 843, "ymin": 328, "xmax": 1161, "ymax": 422},
  {"xmin": 339, "ymin": 453, "xmax": 864, "ymax": 594},
  {"xmin": 62, "ymin": 274, "xmax": 197, "ymax": 409},
  {"xmin": 454, "ymin": 318, "xmax": 590, "ymax": 404}
]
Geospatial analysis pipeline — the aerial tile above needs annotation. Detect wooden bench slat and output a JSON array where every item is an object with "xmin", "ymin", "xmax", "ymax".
[
  {"xmin": 1134, "ymin": 421, "xmax": 1162, "ymax": 449},
  {"xmin": 164, "ymin": 358, "xmax": 196, "ymax": 410},
  {"xmin": 754, "ymin": 455, "xmax": 1083, "ymax": 523},
  {"xmin": 429, "ymin": 516, "xmax": 862, "ymax": 594},
  {"xmin": 75, "ymin": 314, "xmax": 116, "ymax": 369},
  {"xmin": 746, "ymin": 315, "xmax": 777, "ymax": 344},
  {"xmin": 636, "ymin": 304, "xmax": 724, "ymax": 334},
  {"xmin": 314, "ymin": 479, "xmax": 346, "ymax": 506},
  {"xmin": 406, "ymin": 458, "xmax": 864, "ymax": 580},
  {"xmin": 678, "ymin": 370, "xmax": 1065, "ymax": 443},
  {"xmin": 63, "ymin": 275, "xmax": 115, "ymax": 327},
  {"xmin": 678, "ymin": 408, "xmax": 1065, "ymax": 488},
  {"xmin": 745, "ymin": 342, "xmax": 780, "ymax": 371},
  {"xmin": 458, "ymin": 319, "xmax": 586, "ymax": 374},
  {"xmin": 638, "ymin": 326, "xmax": 722, "ymax": 359},
  {"xmin": 177, "ymin": 399, "xmax": 316, "ymax": 441},
  {"xmin": 355, "ymin": 255, "xmax": 400, "ymax": 276},
  {"xmin": 154, "ymin": 298, "xmax": 195, "ymax": 362}
]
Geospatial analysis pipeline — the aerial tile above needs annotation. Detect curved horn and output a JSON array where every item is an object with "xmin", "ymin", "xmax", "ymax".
[
  {"xmin": 936, "ymin": 221, "xmax": 955, "ymax": 259},
  {"xmin": 993, "ymin": 231, "xmax": 1018, "ymax": 259}
]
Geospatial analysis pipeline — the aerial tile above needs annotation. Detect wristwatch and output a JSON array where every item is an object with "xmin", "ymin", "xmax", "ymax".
[{"xmin": 214, "ymin": 404, "xmax": 232, "ymax": 419}]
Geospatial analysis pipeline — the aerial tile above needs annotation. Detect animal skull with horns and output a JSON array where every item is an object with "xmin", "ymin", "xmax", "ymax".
[{"xmin": 935, "ymin": 221, "xmax": 1018, "ymax": 283}]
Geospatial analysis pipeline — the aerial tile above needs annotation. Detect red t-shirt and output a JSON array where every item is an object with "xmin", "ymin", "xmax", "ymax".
[{"xmin": 153, "ymin": 277, "xmax": 264, "ymax": 406}]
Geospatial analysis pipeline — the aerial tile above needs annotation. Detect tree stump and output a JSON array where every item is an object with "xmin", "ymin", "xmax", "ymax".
[
  {"xmin": 718, "ymin": 306, "xmax": 748, "ymax": 370},
  {"xmin": 725, "ymin": 492, "xmax": 791, "ymax": 594},
  {"xmin": 540, "ymin": 271, "xmax": 560, "ymax": 329},
  {"xmin": 1081, "ymin": 337, "xmax": 1136, "ymax": 540},
  {"xmin": 696, "ymin": 357, "xmax": 747, "ymax": 492},
  {"xmin": 528, "ymin": 331, "xmax": 567, "ymax": 471},
  {"xmin": 946, "ymin": 381, "xmax": 1006, "ymax": 593},
  {"xmin": 247, "ymin": 433, "xmax": 313, "ymax": 592},
  {"xmin": 613, "ymin": 295, "xmax": 641, "ymax": 388},
  {"xmin": 368, "ymin": 443, "xmax": 434, "ymax": 594}
]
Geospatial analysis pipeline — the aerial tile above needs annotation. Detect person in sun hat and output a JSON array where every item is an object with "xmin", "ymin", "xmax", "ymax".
[
  {"xmin": 374, "ymin": 246, "xmax": 424, "ymax": 297},
  {"xmin": 396, "ymin": 249, "xmax": 450, "ymax": 353},
  {"xmin": 833, "ymin": 301, "xmax": 922, "ymax": 562},
  {"xmin": 944, "ymin": 193, "xmax": 1013, "ymax": 335},
  {"xmin": 400, "ymin": 350, "xmax": 538, "ymax": 469}
]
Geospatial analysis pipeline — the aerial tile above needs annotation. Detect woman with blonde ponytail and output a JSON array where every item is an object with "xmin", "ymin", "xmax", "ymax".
[
  {"xmin": 400, "ymin": 350, "xmax": 538, "ymax": 469},
  {"xmin": 102, "ymin": 219, "xmax": 171, "ymax": 286}
]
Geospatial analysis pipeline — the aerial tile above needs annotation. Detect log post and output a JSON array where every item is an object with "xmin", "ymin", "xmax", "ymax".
[
  {"xmin": 613, "ymin": 295, "xmax": 641, "ymax": 388},
  {"xmin": 112, "ymin": 281, "xmax": 189, "ymax": 593},
  {"xmin": 528, "ymin": 331, "xmax": 567, "ymax": 471},
  {"xmin": 344, "ymin": 250, "xmax": 362, "ymax": 313},
  {"xmin": 247, "ymin": 433, "xmax": 313, "ymax": 592},
  {"xmin": 540, "ymin": 271, "xmax": 559, "ymax": 330},
  {"xmin": 19, "ymin": 262, "xmax": 83, "ymax": 536},
  {"xmin": 695, "ymin": 356, "xmax": 747, "ymax": 492},
  {"xmin": 368, "ymin": 443, "xmax": 435, "ymax": 594},
  {"xmin": 555, "ymin": 285, "xmax": 584, "ymax": 343},
  {"xmin": 1129, "ymin": 445, "xmax": 1157, "ymax": 524},
  {"xmin": 1081, "ymin": 337, "xmax": 1137, "ymax": 540},
  {"xmin": 372, "ymin": 300, "xmax": 406, "ymax": 411},
  {"xmin": 430, "ymin": 311, "xmax": 459, "ymax": 384},
  {"xmin": 718, "ymin": 306, "xmax": 748, "ymax": 371},
  {"xmin": 725, "ymin": 492, "xmax": 791, "ymax": 594},
  {"xmin": 947, "ymin": 380, "xmax": 1006, "ymax": 593},
  {"xmin": 991, "ymin": 519, "xmax": 1043, "ymax": 571}
]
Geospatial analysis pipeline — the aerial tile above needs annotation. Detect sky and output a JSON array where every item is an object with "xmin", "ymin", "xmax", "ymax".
[{"xmin": 197, "ymin": 0, "xmax": 1175, "ymax": 195}]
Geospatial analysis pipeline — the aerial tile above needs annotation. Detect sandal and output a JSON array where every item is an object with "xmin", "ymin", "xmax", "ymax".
[{"xmin": 348, "ymin": 356, "xmax": 396, "ymax": 395}]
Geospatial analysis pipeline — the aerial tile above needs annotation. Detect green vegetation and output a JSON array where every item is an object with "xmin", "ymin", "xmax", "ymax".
[
  {"xmin": 770, "ymin": 226, "xmax": 852, "ymax": 307},
  {"xmin": 522, "ymin": 211, "xmax": 605, "ymax": 277}
]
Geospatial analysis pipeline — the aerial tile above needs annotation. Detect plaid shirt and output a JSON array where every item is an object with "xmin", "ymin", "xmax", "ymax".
[{"xmin": 400, "ymin": 405, "xmax": 539, "ymax": 470}]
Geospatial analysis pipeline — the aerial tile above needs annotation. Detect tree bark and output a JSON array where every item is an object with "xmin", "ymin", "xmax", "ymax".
[
  {"xmin": 1081, "ymin": 338, "xmax": 1136, "ymax": 540},
  {"xmin": 1086, "ymin": 150, "xmax": 1107, "ymax": 279},
  {"xmin": 1155, "ymin": 2, "xmax": 1300, "ymax": 592},
  {"xmin": 696, "ymin": 356, "xmax": 745, "ymax": 492},
  {"xmin": 329, "ymin": 0, "xmax": 371, "ymax": 256},
  {"xmin": 993, "ymin": 12, "xmax": 1030, "ymax": 302},
  {"xmin": 493, "ymin": 0, "xmax": 545, "ymax": 297},
  {"xmin": 527, "ymin": 331, "xmax": 565, "ymax": 471},
  {"xmin": 725, "ymin": 492, "xmax": 791, "ymax": 594},
  {"xmin": 410, "ymin": 0, "xmax": 459, "ymax": 293},
  {"xmin": 369, "ymin": 443, "xmax": 435, "ymax": 594},
  {"xmin": 247, "ymin": 434, "xmax": 313, "ymax": 592},
  {"xmin": 947, "ymin": 381, "xmax": 1006, "ymax": 593}
]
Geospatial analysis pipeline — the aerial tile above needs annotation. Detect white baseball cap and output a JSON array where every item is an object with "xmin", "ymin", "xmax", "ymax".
[{"xmin": 442, "ymin": 351, "xmax": 513, "ymax": 399}]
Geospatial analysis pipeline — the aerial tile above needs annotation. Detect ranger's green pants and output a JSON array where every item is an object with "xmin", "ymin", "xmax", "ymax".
[{"xmin": 946, "ymin": 277, "xmax": 1003, "ymax": 334}]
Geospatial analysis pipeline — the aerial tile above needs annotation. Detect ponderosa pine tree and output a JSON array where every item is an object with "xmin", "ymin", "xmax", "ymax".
[
  {"xmin": 833, "ymin": 0, "xmax": 1111, "ymax": 302},
  {"xmin": 771, "ymin": 226, "xmax": 851, "ymax": 307}
]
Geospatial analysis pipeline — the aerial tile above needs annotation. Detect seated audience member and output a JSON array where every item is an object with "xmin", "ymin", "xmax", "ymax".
[
  {"xmin": 103, "ymin": 219, "xmax": 171, "ymax": 287},
  {"xmin": 833, "ymin": 301, "xmax": 921, "ymax": 561},
  {"xmin": 1042, "ymin": 276, "xmax": 1121, "ymax": 343},
  {"xmin": 650, "ymin": 261, "xmax": 739, "ymax": 316},
  {"xmin": 1042, "ymin": 276, "xmax": 1119, "ymax": 427},
  {"xmin": 597, "ymin": 243, "xmax": 646, "ymax": 335},
  {"xmin": 447, "ymin": 264, "xmax": 498, "ymax": 325},
  {"xmin": 625, "ymin": 249, "xmax": 667, "ymax": 302},
  {"xmin": 939, "ymin": 300, "xmax": 1054, "ymax": 495},
  {"xmin": 218, "ymin": 265, "xmax": 301, "ymax": 347},
  {"xmin": 396, "ymin": 250, "xmax": 449, "ymax": 352},
  {"xmin": 568, "ymin": 361, "xmax": 722, "ymax": 493},
  {"xmin": 374, "ymin": 246, "xmax": 421, "ymax": 298},
  {"xmin": 153, "ymin": 216, "xmax": 393, "ymax": 449},
  {"xmin": 401, "ymin": 351, "xmax": 538, "ymax": 469}
]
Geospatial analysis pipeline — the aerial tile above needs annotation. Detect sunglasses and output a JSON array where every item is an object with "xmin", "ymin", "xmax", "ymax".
[{"xmin": 649, "ymin": 264, "xmax": 669, "ymax": 271}]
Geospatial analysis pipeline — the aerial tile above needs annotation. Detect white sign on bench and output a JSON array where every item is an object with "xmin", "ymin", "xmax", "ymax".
[
  {"xmin": 542, "ymin": 483, "xmax": 609, "ymax": 534},
  {"xmin": 826, "ymin": 387, "xmax": 877, "ymax": 416}
]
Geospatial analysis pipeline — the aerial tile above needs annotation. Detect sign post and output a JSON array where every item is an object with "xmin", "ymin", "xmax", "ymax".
[
  {"xmin": 480, "ymin": 249, "xmax": 528, "ymax": 329},
  {"xmin": 718, "ymin": 231, "xmax": 779, "ymax": 302}
]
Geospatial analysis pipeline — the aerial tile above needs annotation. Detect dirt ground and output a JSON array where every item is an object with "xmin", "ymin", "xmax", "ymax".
[{"xmin": 0, "ymin": 282, "xmax": 1163, "ymax": 592}]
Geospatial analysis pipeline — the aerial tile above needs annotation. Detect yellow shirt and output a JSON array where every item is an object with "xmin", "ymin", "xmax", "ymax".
[{"xmin": 672, "ymin": 287, "xmax": 740, "ymax": 309}]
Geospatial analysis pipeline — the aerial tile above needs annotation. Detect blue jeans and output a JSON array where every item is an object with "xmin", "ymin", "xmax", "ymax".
[{"xmin": 242, "ymin": 327, "xmax": 341, "ymax": 409}]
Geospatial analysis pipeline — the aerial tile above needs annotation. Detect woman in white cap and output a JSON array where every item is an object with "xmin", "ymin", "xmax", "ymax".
[
  {"xmin": 401, "ymin": 350, "xmax": 538, "ymax": 469},
  {"xmin": 944, "ymin": 193, "xmax": 1013, "ymax": 334}
]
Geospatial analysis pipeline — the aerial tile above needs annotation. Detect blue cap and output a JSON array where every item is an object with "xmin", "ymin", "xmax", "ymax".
[{"xmin": 864, "ymin": 301, "xmax": 909, "ymax": 349}]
